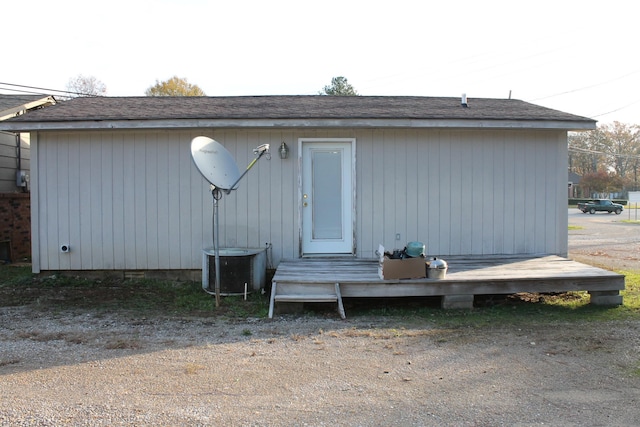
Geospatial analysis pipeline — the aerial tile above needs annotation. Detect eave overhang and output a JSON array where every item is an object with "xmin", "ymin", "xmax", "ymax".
[{"xmin": 0, "ymin": 117, "xmax": 597, "ymax": 132}]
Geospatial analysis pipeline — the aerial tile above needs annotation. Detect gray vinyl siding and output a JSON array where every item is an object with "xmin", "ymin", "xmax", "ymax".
[
  {"xmin": 357, "ymin": 129, "xmax": 566, "ymax": 258},
  {"xmin": 31, "ymin": 128, "xmax": 568, "ymax": 272},
  {"xmin": 0, "ymin": 131, "xmax": 29, "ymax": 192}
]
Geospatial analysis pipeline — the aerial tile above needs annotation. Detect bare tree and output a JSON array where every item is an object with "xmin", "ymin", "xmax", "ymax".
[
  {"xmin": 599, "ymin": 122, "xmax": 640, "ymax": 179},
  {"xmin": 66, "ymin": 75, "xmax": 107, "ymax": 97},
  {"xmin": 568, "ymin": 131, "xmax": 598, "ymax": 176},
  {"xmin": 569, "ymin": 122, "xmax": 640, "ymax": 194}
]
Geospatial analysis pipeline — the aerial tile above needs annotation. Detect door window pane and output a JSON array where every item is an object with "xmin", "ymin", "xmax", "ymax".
[{"xmin": 312, "ymin": 150, "xmax": 342, "ymax": 240}]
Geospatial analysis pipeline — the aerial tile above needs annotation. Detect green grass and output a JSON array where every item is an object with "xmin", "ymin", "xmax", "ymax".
[
  {"xmin": 347, "ymin": 293, "xmax": 639, "ymax": 328},
  {"xmin": 0, "ymin": 264, "xmax": 637, "ymax": 324},
  {"xmin": 346, "ymin": 269, "xmax": 640, "ymax": 326},
  {"xmin": 568, "ymin": 225, "xmax": 583, "ymax": 230},
  {"xmin": 0, "ymin": 266, "xmax": 269, "ymax": 318},
  {"xmin": 619, "ymin": 270, "xmax": 640, "ymax": 310},
  {"xmin": 0, "ymin": 264, "xmax": 32, "ymax": 285}
]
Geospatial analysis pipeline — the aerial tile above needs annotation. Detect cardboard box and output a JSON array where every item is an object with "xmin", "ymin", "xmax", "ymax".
[{"xmin": 377, "ymin": 244, "xmax": 427, "ymax": 280}]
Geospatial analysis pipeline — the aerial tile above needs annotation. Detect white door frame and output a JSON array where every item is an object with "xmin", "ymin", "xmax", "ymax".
[{"xmin": 298, "ymin": 138, "xmax": 356, "ymax": 256}]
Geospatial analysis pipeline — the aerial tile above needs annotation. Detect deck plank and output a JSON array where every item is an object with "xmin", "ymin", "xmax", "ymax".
[{"xmin": 271, "ymin": 255, "xmax": 625, "ymax": 297}]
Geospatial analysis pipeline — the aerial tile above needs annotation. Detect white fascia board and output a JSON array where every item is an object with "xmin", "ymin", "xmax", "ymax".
[
  {"xmin": 0, "ymin": 96, "xmax": 56, "ymax": 122},
  {"xmin": 0, "ymin": 117, "xmax": 596, "ymax": 132}
]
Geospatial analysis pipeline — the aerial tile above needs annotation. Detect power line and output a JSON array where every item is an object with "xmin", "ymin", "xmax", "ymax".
[
  {"xmin": 569, "ymin": 146, "xmax": 640, "ymax": 160},
  {"xmin": 0, "ymin": 86, "xmax": 55, "ymax": 96},
  {"xmin": 528, "ymin": 69, "xmax": 640, "ymax": 102},
  {"xmin": 590, "ymin": 98, "xmax": 640, "ymax": 119},
  {"xmin": 524, "ymin": 69, "xmax": 640, "ymax": 121},
  {"xmin": 0, "ymin": 81, "xmax": 98, "ymax": 97}
]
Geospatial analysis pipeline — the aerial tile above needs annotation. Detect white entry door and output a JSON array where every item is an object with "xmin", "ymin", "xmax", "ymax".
[{"xmin": 301, "ymin": 139, "xmax": 355, "ymax": 255}]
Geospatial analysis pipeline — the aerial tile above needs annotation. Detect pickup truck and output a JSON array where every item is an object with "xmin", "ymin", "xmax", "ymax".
[{"xmin": 577, "ymin": 199, "xmax": 623, "ymax": 214}]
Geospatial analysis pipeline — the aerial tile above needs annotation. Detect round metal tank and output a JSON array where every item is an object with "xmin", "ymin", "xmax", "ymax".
[{"xmin": 202, "ymin": 247, "xmax": 268, "ymax": 295}]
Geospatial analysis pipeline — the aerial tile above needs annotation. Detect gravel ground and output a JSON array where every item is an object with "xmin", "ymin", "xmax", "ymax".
[
  {"xmin": 568, "ymin": 207, "xmax": 640, "ymax": 270},
  {"xmin": 1, "ymin": 211, "xmax": 639, "ymax": 426},
  {"xmin": 2, "ymin": 309, "xmax": 639, "ymax": 426}
]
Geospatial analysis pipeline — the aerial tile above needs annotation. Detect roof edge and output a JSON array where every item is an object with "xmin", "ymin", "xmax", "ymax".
[{"xmin": 0, "ymin": 117, "xmax": 597, "ymax": 132}]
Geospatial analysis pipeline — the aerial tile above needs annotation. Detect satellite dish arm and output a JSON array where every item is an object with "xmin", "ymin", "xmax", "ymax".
[{"xmin": 227, "ymin": 144, "xmax": 270, "ymax": 193}]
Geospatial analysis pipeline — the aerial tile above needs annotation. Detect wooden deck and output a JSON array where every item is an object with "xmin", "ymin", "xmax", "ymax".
[{"xmin": 269, "ymin": 255, "xmax": 625, "ymax": 317}]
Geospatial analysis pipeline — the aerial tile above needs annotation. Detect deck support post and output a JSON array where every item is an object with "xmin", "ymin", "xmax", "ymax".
[
  {"xmin": 588, "ymin": 290, "xmax": 623, "ymax": 306},
  {"xmin": 335, "ymin": 283, "xmax": 346, "ymax": 319},
  {"xmin": 268, "ymin": 281, "xmax": 277, "ymax": 318},
  {"xmin": 441, "ymin": 294, "xmax": 474, "ymax": 309}
]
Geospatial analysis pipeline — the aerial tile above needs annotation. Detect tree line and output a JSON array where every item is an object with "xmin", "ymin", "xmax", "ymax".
[
  {"xmin": 66, "ymin": 75, "xmax": 358, "ymax": 97},
  {"xmin": 569, "ymin": 122, "xmax": 640, "ymax": 198}
]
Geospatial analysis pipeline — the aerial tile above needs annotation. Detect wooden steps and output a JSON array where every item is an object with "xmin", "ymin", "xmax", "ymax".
[{"xmin": 269, "ymin": 282, "xmax": 346, "ymax": 319}]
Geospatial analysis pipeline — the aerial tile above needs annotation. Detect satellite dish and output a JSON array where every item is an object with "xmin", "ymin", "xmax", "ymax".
[
  {"xmin": 190, "ymin": 136, "xmax": 241, "ymax": 191},
  {"xmin": 189, "ymin": 135, "xmax": 270, "ymax": 307}
]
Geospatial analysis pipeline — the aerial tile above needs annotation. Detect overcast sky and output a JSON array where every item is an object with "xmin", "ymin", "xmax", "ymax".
[{"xmin": 3, "ymin": 0, "xmax": 638, "ymax": 125}]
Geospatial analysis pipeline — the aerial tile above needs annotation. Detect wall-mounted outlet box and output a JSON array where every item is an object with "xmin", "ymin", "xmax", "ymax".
[{"xmin": 16, "ymin": 170, "xmax": 28, "ymax": 187}]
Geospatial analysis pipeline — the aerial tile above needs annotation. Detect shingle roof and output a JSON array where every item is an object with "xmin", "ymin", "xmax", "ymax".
[{"xmin": 0, "ymin": 95, "xmax": 596, "ymax": 131}]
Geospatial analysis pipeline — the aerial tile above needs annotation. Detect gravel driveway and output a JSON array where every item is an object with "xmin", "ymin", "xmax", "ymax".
[
  {"xmin": 568, "ymin": 207, "xmax": 640, "ymax": 270},
  {"xmin": 1, "ymin": 210, "xmax": 639, "ymax": 426}
]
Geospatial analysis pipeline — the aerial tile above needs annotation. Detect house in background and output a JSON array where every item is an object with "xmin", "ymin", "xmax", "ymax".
[
  {"xmin": 0, "ymin": 95, "xmax": 595, "ymax": 281},
  {"xmin": 0, "ymin": 95, "xmax": 56, "ymax": 191},
  {"xmin": 568, "ymin": 170, "xmax": 582, "ymax": 198},
  {"xmin": 0, "ymin": 94, "xmax": 56, "ymax": 261}
]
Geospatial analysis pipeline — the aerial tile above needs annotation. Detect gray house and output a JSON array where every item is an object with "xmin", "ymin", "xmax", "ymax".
[
  {"xmin": 0, "ymin": 94, "xmax": 56, "ymax": 261},
  {"xmin": 0, "ymin": 95, "xmax": 56, "ymax": 192},
  {"xmin": 0, "ymin": 95, "xmax": 595, "ymax": 279}
]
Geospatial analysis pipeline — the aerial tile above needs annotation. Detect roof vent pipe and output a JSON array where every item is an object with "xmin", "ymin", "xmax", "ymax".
[{"xmin": 461, "ymin": 93, "xmax": 468, "ymax": 107}]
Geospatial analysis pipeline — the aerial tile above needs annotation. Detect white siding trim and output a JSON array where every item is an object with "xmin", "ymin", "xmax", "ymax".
[{"xmin": 30, "ymin": 132, "xmax": 40, "ymax": 273}]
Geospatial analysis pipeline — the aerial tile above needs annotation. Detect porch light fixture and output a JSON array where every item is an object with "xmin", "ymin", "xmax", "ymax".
[{"xmin": 279, "ymin": 141, "xmax": 289, "ymax": 159}]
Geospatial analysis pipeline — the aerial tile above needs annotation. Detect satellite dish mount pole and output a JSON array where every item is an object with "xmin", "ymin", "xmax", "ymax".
[
  {"xmin": 211, "ymin": 144, "xmax": 269, "ymax": 306},
  {"xmin": 190, "ymin": 136, "xmax": 270, "ymax": 309},
  {"xmin": 211, "ymin": 185, "xmax": 223, "ymax": 307}
]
